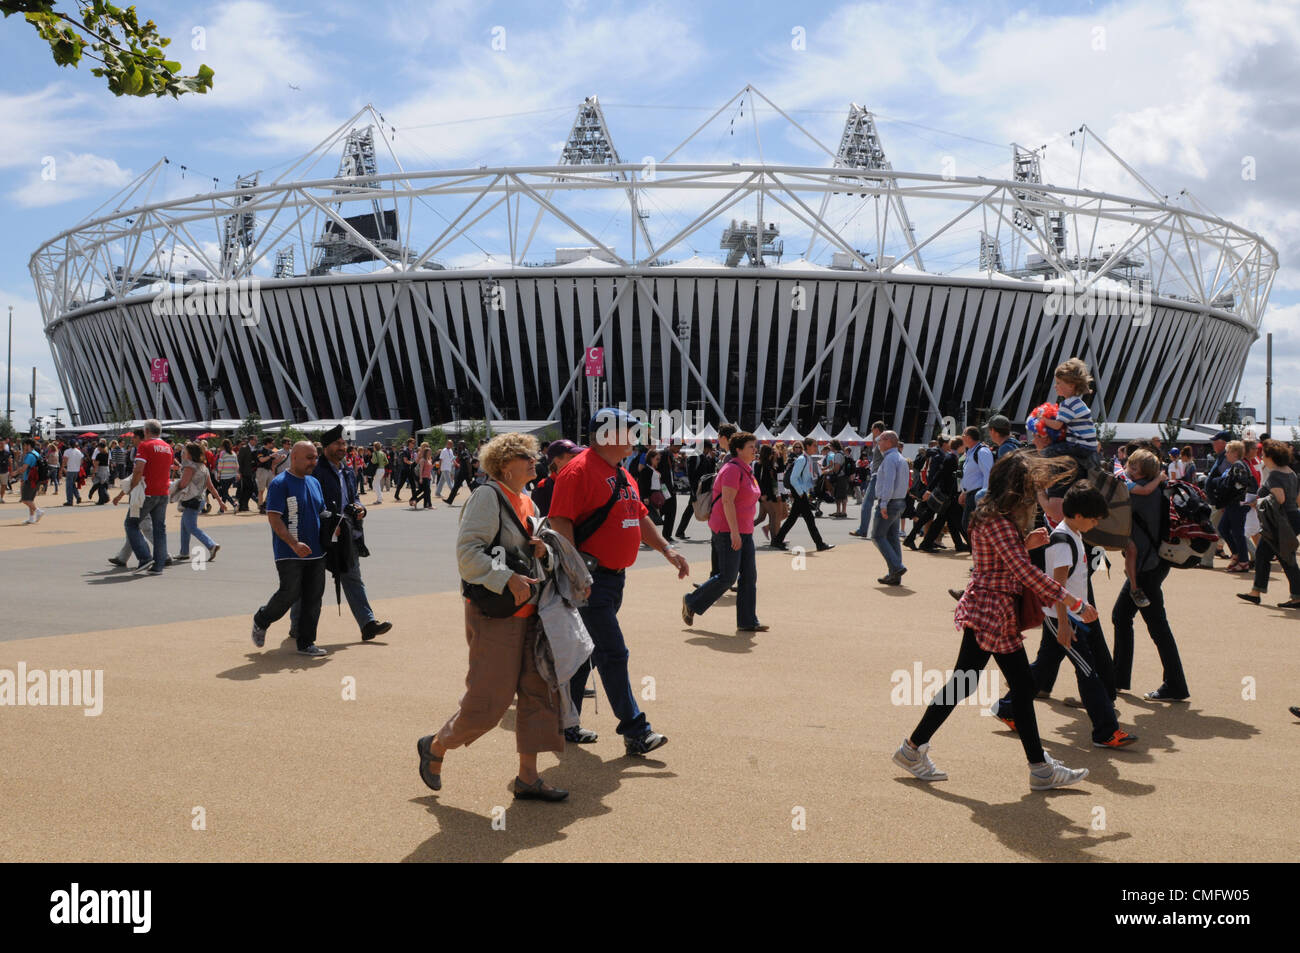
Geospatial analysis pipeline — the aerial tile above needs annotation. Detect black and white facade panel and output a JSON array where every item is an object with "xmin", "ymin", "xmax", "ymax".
[{"xmin": 47, "ymin": 268, "xmax": 1253, "ymax": 442}]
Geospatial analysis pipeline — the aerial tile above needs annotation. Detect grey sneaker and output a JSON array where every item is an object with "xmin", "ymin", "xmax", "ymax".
[
  {"xmin": 251, "ymin": 622, "xmax": 266, "ymax": 648},
  {"xmin": 297, "ymin": 644, "xmax": 328, "ymax": 658},
  {"xmin": 1029, "ymin": 752, "xmax": 1088, "ymax": 790},
  {"xmin": 892, "ymin": 739, "xmax": 948, "ymax": 781}
]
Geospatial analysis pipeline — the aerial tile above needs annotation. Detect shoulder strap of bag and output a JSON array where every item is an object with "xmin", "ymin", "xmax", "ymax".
[
  {"xmin": 574, "ymin": 468, "xmax": 627, "ymax": 546},
  {"xmin": 1049, "ymin": 526, "xmax": 1083, "ymax": 575},
  {"xmin": 711, "ymin": 457, "xmax": 744, "ymax": 505},
  {"xmin": 489, "ymin": 481, "xmax": 532, "ymax": 538}
]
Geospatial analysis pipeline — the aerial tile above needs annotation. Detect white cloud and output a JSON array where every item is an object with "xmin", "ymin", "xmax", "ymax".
[
  {"xmin": 10, "ymin": 153, "xmax": 135, "ymax": 208},
  {"xmin": 183, "ymin": 1, "xmax": 327, "ymax": 108}
]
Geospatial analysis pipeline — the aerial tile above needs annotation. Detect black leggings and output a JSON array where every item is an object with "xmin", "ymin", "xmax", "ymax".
[{"xmin": 910, "ymin": 628, "xmax": 1046, "ymax": 764}]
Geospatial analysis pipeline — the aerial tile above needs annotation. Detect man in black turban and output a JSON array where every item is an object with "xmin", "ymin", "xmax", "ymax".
[{"xmin": 289, "ymin": 423, "xmax": 393, "ymax": 643}]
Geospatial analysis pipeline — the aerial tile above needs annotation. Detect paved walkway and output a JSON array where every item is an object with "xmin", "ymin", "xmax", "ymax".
[{"xmin": 0, "ymin": 494, "xmax": 1295, "ymax": 860}]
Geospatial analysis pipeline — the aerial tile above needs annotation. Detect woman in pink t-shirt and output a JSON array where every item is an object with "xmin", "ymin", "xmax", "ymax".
[{"xmin": 681, "ymin": 432, "xmax": 766, "ymax": 632}]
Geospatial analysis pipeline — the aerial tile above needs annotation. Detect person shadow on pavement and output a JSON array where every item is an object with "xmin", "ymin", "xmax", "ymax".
[
  {"xmin": 215, "ymin": 639, "xmax": 354, "ymax": 680},
  {"xmin": 402, "ymin": 744, "xmax": 676, "ymax": 862},
  {"xmin": 894, "ymin": 778, "xmax": 1131, "ymax": 862}
]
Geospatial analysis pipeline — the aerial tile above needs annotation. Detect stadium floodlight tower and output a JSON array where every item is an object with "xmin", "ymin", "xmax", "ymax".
[
  {"xmin": 220, "ymin": 173, "xmax": 259, "ymax": 278},
  {"xmin": 805, "ymin": 103, "xmax": 923, "ymax": 269},
  {"xmin": 1011, "ymin": 144, "xmax": 1068, "ymax": 255},
  {"xmin": 521, "ymin": 95, "xmax": 652, "ymax": 261},
  {"xmin": 978, "ymin": 230, "xmax": 1004, "ymax": 273},
  {"xmin": 310, "ymin": 126, "xmax": 403, "ymax": 275},
  {"xmin": 273, "ymin": 246, "xmax": 295, "ymax": 278}
]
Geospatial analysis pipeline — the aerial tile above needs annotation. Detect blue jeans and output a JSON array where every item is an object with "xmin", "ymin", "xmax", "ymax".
[
  {"xmin": 961, "ymin": 487, "xmax": 979, "ymax": 534},
  {"xmin": 1218, "ymin": 502, "xmax": 1248, "ymax": 562},
  {"xmin": 125, "ymin": 495, "xmax": 168, "ymax": 569},
  {"xmin": 569, "ymin": 570, "xmax": 649, "ymax": 737},
  {"xmin": 178, "ymin": 504, "xmax": 216, "ymax": 559},
  {"xmin": 856, "ymin": 475, "xmax": 878, "ymax": 534},
  {"xmin": 291, "ymin": 554, "xmax": 375, "ymax": 633},
  {"xmin": 65, "ymin": 475, "xmax": 81, "ymax": 504},
  {"xmin": 685, "ymin": 532, "xmax": 759, "ymax": 627},
  {"xmin": 872, "ymin": 499, "xmax": 906, "ymax": 574},
  {"xmin": 994, "ymin": 617, "xmax": 1118, "ymax": 743}
]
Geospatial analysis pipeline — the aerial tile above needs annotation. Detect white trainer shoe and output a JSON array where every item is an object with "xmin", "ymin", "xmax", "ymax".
[
  {"xmin": 1029, "ymin": 751, "xmax": 1088, "ymax": 790},
  {"xmin": 33, "ymin": 508, "xmax": 45, "ymax": 522},
  {"xmin": 893, "ymin": 739, "xmax": 948, "ymax": 781}
]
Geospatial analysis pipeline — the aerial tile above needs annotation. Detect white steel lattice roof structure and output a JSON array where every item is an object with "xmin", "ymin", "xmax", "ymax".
[{"xmin": 30, "ymin": 86, "xmax": 1278, "ymax": 440}]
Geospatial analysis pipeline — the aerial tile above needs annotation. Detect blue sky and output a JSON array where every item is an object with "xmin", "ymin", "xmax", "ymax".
[{"xmin": 3, "ymin": 0, "xmax": 1298, "ymax": 429}]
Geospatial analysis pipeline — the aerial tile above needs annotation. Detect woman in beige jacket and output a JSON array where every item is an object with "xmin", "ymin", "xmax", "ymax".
[{"xmin": 417, "ymin": 432, "xmax": 568, "ymax": 801}]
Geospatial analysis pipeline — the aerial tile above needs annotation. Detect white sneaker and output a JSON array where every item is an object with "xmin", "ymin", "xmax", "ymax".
[
  {"xmin": 33, "ymin": 508, "xmax": 44, "ymax": 522},
  {"xmin": 1030, "ymin": 752, "xmax": 1088, "ymax": 790},
  {"xmin": 893, "ymin": 739, "xmax": 948, "ymax": 781}
]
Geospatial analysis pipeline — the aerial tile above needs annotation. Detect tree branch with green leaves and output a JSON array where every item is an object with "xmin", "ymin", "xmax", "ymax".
[{"xmin": 3, "ymin": 1, "xmax": 213, "ymax": 97}]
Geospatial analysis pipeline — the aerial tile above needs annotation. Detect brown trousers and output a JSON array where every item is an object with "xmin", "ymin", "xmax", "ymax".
[{"xmin": 436, "ymin": 602, "xmax": 564, "ymax": 755}]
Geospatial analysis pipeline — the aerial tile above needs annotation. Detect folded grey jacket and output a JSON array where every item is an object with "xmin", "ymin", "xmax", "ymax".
[
  {"xmin": 1257, "ymin": 495, "xmax": 1298, "ymax": 559},
  {"xmin": 534, "ymin": 522, "xmax": 595, "ymax": 729}
]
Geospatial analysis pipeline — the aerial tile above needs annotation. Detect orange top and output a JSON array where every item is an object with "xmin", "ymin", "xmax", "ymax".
[{"xmin": 498, "ymin": 483, "xmax": 538, "ymax": 618}]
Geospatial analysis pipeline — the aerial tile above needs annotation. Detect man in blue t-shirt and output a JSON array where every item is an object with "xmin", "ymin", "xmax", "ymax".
[{"xmin": 251, "ymin": 441, "xmax": 329, "ymax": 657}]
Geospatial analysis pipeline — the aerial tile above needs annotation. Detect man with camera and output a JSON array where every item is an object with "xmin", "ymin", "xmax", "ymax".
[{"xmin": 288, "ymin": 424, "xmax": 393, "ymax": 644}]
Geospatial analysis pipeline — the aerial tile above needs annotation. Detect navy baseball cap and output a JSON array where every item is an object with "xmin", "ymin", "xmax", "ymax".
[
  {"xmin": 546, "ymin": 439, "xmax": 583, "ymax": 465},
  {"xmin": 1212, "ymin": 430, "xmax": 1232, "ymax": 442}
]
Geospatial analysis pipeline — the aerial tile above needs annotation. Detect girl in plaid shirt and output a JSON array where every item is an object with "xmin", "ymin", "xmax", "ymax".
[{"xmin": 893, "ymin": 452, "xmax": 1101, "ymax": 790}]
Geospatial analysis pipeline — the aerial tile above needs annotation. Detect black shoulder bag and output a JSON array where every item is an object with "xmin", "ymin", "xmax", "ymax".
[{"xmin": 461, "ymin": 484, "xmax": 538, "ymax": 618}]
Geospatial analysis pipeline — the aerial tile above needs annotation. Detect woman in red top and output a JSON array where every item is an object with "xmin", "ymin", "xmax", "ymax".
[
  {"xmin": 681, "ymin": 432, "xmax": 766, "ymax": 632},
  {"xmin": 893, "ymin": 452, "xmax": 1100, "ymax": 791}
]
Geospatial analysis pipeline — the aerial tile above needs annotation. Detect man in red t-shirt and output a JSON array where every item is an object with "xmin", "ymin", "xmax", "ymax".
[
  {"xmin": 123, "ymin": 419, "xmax": 175, "ymax": 574},
  {"xmin": 548, "ymin": 408, "xmax": 689, "ymax": 755}
]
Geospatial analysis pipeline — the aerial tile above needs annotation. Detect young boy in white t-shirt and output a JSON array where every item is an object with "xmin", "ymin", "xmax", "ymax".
[{"xmin": 991, "ymin": 481, "xmax": 1139, "ymax": 749}]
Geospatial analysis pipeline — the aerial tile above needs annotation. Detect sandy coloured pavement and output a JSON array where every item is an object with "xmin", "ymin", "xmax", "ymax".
[{"xmin": 0, "ymin": 492, "xmax": 1297, "ymax": 862}]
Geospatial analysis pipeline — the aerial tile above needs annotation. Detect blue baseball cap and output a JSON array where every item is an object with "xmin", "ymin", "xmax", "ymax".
[{"xmin": 588, "ymin": 407, "xmax": 645, "ymax": 445}]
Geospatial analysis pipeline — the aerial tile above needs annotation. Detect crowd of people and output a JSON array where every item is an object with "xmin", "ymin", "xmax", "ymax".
[{"xmin": 9, "ymin": 351, "xmax": 1297, "ymax": 801}]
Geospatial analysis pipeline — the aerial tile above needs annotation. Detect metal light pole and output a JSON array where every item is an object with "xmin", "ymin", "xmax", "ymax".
[
  {"xmin": 480, "ymin": 278, "xmax": 499, "ymax": 438},
  {"xmin": 1266, "ymin": 332, "xmax": 1272, "ymax": 437},
  {"xmin": 677, "ymin": 310, "xmax": 690, "ymax": 433},
  {"xmin": 6, "ymin": 305, "xmax": 11, "ymax": 425}
]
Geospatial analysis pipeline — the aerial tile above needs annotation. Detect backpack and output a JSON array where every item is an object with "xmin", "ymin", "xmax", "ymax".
[
  {"xmin": 1131, "ymin": 479, "xmax": 1218, "ymax": 568},
  {"xmin": 33, "ymin": 453, "xmax": 51, "ymax": 483},
  {"xmin": 1159, "ymin": 479, "xmax": 1219, "ymax": 567},
  {"xmin": 1207, "ymin": 461, "xmax": 1254, "ymax": 508},
  {"xmin": 694, "ymin": 458, "xmax": 742, "ymax": 521},
  {"xmin": 782, "ymin": 458, "xmax": 796, "ymax": 491},
  {"xmin": 1079, "ymin": 465, "xmax": 1132, "ymax": 552}
]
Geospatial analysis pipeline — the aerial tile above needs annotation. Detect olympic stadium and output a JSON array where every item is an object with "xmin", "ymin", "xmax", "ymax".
[{"xmin": 30, "ymin": 86, "xmax": 1278, "ymax": 441}]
